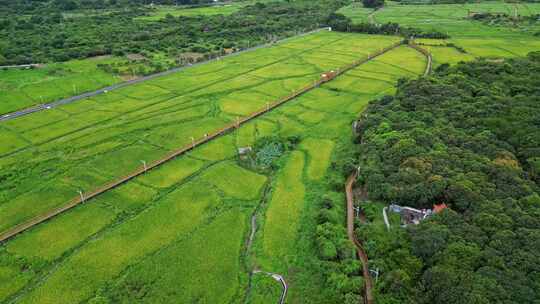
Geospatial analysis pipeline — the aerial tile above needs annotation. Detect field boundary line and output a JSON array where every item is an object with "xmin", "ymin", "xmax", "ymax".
[
  {"xmin": 408, "ymin": 42, "xmax": 433, "ymax": 76},
  {"xmin": 0, "ymin": 27, "xmax": 333, "ymax": 121},
  {"xmin": 0, "ymin": 40, "xmax": 404, "ymax": 244}
]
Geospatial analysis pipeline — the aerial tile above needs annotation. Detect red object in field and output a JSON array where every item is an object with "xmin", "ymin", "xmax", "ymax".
[
  {"xmin": 433, "ymin": 203, "xmax": 448, "ymax": 213},
  {"xmin": 321, "ymin": 70, "xmax": 337, "ymax": 82}
]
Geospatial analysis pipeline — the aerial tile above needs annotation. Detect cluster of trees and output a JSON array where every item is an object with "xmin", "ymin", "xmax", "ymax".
[
  {"xmin": 0, "ymin": 0, "xmax": 349, "ymax": 65},
  {"xmin": 311, "ymin": 142, "xmax": 365, "ymax": 304},
  {"xmin": 327, "ymin": 13, "xmax": 449, "ymax": 38},
  {"xmin": 315, "ymin": 193, "xmax": 363, "ymax": 304},
  {"xmin": 471, "ymin": 11, "xmax": 540, "ymax": 34},
  {"xmin": 354, "ymin": 53, "xmax": 540, "ymax": 303},
  {"xmin": 362, "ymin": 0, "xmax": 384, "ymax": 8}
]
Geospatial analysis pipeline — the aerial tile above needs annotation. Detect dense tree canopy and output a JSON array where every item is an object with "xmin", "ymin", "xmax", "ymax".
[
  {"xmin": 0, "ymin": 0, "xmax": 349, "ymax": 65},
  {"xmin": 327, "ymin": 13, "xmax": 449, "ymax": 38},
  {"xmin": 355, "ymin": 53, "xmax": 540, "ymax": 303},
  {"xmin": 362, "ymin": 0, "xmax": 384, "ymax": 8}
]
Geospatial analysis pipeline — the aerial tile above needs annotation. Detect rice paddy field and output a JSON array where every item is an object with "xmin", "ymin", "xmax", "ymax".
[
  {"xmin": 339, "ymin": 1, "xmax": 540, "ymax": 66},
  {"xmin": 136, "ymin": 0, "xmax": 271, "ymax": 21},
  {"xmin": 1, "ymin": 2, "xmax": 539, "ymax": 302},
  {"xmin": 0, "ymin": 29, "xmax": 427, "ymax": 303},
  {"xmin": 0, "ymin": 57, "xmax": 123, "ymax": 115}
]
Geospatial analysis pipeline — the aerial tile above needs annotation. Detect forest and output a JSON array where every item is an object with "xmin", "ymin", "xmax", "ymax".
[
  {"xmin": 0, "ymin": 0, "xmax": 347, "ymax": 65},
  {"xmin": 354, "ymin": 52, "xmax": 540, "ymax": 303}
]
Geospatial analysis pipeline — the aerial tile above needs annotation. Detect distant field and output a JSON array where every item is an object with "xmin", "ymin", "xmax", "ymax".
[
  {"xmin": 0, "ymin": 57, "xmax": 122, "ymax": 114},
  {"xmin": 136, "ymin": 0, "xmax": 268, "ymax": 20},
  {"xmin": 340, "ymin": 1, "xmax": 540, "ymax": 30},
  {"xmin": 339, "ymin": 1, "xmax": 540, "ymax": 66}
]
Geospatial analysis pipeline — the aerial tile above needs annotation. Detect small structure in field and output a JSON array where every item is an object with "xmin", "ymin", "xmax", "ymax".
[
  {"xmin": 178, "ymin": 52, "xmax": 205, "ymax": 64},
  {"xmin": 433, "ymin": 203, "xmax": 448, "ymax": 214},
  {"xmin": 321, "ymin": 70, "xmax": 337, "ymax": 82},
  {"xmin": 238, "ymin": 146, "xmax": 252, "ymax": 156}
]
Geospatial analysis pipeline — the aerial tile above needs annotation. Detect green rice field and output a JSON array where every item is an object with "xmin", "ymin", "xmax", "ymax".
[
  {"xmin": 136, "ymin": 0, "xmax": 270, "ymax": 20},
  {"xmin": 0, "ymin": 57, "xmax": 123, "ymax": 115},
  {"xmin": 339, "ymin": 1, "xmax": 540, "ymax": 65},
  {"xmin": 0, "ymin": 31, "xmax": 400, "ymax": 235}
]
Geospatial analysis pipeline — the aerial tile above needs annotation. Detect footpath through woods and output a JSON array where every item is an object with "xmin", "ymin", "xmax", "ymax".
[
  {"xmin": 0, "ymin": 40, "xmax": 406, "ymax": 243},
  {"xmin": 346, "ymin": 172, "xmax": 374, "ymax": 304}
]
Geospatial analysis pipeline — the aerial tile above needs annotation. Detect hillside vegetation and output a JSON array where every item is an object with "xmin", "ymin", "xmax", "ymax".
[{"xmin": 355, "ymin": 53, "xmax": 540, "ymax": 303}]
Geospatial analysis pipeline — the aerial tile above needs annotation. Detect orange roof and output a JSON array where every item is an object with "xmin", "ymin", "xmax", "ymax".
[{"xmin": 433, "ymin": 203, "xmax": 448, "ymax": 213}]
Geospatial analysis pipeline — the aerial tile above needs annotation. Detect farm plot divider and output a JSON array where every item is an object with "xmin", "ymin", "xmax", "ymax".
[
  {"xmin": 408, "ymin": 42, "xmax": 433, "ymax": 76},
  {"xmin": 0, "ymin": 41, "xmax": 404, "ymax": 243}
]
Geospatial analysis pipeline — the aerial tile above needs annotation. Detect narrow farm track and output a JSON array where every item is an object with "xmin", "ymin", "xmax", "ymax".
[
  {"xmin": 0, "ymin": 28, "xmax": 332, "ymax": 121},
  {"xmin": 0, "ymin": 40, "xmax": 404, "ymax": 243},
  {"xmin": 408, "ymin": 43, "xmax": 433, "ymax": 76},
  {"xmin": 345, "ymin": 172, "xmax": 374, "ymax": 304}
]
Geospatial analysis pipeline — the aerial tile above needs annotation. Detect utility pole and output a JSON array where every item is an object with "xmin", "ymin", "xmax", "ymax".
[
  {"xmin": 191, "ymin": 136, "xmax": 195, "ymax": 148},
  {"xmin": 78, "ymin": 190, "xmax": 85, "ymax": 203},
  {"xmin": 140, "ymin": 160, "xmax": 147, "ymax": 173},
  {"xmin": 266, "ymin": 102, "xmax": 270, "ymax": 111},
  {"xmin": 370, "ymin": 268, "xmax": 380, "ymax": 282},
  {"xmin": 353, "ymin": 206, "xmax": 361, "ymax": 218}
]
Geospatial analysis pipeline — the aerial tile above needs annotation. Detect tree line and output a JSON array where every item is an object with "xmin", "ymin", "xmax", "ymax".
[
  {"xmin": 0, "ymin": 0, "xmax": 350, "ymax": 65},
  {"xmin": 327, "ymin": 13, "xmax": 450, "ymax": 39},
  {"xmin": 354, "ymin": 53, "xmax": 540, "ymax": 303}
]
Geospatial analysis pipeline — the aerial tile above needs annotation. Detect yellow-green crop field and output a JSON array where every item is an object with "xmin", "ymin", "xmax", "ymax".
[{"xmin": 0, "ymin": 31, "xmax": 400, "ymax": 235}]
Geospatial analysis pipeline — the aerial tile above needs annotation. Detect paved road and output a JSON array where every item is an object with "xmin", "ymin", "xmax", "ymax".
[
  {"xmin": 0, "ymin": 27, "xmax": 331, "ymax": 122},
  {"xmin": 253, "ymin": 270, "xmax": 288, "ymax": 304}
]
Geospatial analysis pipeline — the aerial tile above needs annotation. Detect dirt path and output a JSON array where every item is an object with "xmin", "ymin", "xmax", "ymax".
[
  {"xmin": 367, "ymin": 7, "xmax": 382, "ymax": 25},
  {"xmin": 408, "ymin": 43, "xmax": 433, "ymax": 76},
  {"xmin": 346, "ymin": 172, "xmax": 374, "ymax": 304}
]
